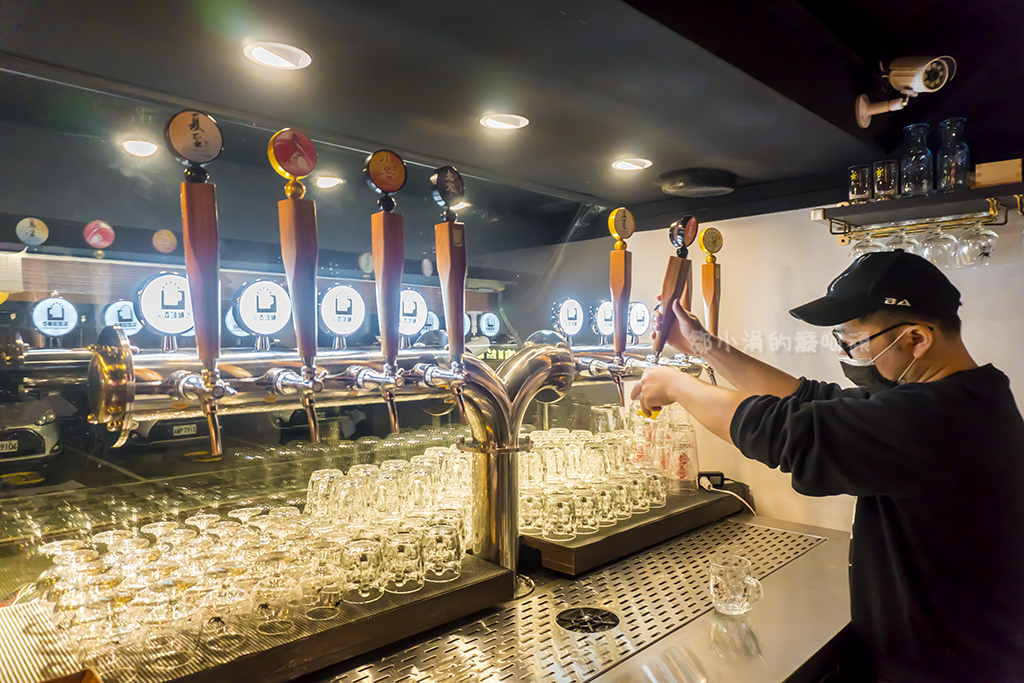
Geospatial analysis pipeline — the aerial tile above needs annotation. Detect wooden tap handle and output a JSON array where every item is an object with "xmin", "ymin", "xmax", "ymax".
[
  {"xmin": 703, "ymin": 261, "xmax": 721, "ymax": 337},
  {"xmin": 181, "ymin": 182, "xmax": 221, "ymax": 364},
  {"xmin": 279, "ymin": 198, "xmax": 319, "ymax": 361},
  {"xmin": 435, "ymin": 221, "xmax": 467, "ymax": 363},
  {"xmin": 652, "ymin": 255, "xmax": 691, "ymax": 356},
  {"xmin": 609, "ymin": 249, "xmax": 631, "ymax": 356},
  {"xmin": 372, "ymin": 211, "xmax": 404, "ymax": 363}
]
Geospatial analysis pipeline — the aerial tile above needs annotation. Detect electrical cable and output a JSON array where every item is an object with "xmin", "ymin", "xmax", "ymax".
[{"xmin": 699, "ymin": 476, "xmax": 756, "ymax": 516}]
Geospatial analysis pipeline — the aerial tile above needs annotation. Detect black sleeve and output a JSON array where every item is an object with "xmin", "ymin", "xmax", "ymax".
[
  {"xmin": 729, "ymin": 381, "xmax": 944, "ymax": 497},
  {"xmin": 791, "ymin": 377, "xmax": 867, "ymax": 402}
]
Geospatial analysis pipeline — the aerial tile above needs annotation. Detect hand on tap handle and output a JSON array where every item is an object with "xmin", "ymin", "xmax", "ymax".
[{"xmin": 652, "ymin": 216, "xmax": 698, "ymax": 358}]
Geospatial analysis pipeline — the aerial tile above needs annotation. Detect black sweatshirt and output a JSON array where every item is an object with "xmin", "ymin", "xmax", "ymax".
[{"xmin": 730, "ymin": 364, "xmax": 1024, "ymax": 682}]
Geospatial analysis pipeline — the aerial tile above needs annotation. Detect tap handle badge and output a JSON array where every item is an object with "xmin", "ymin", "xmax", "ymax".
[
  {"xmin": 165, "ymin": 110, "xmax": 223, "ymax": 183},
  {"xmin": 365, "ymin": 150, "xmax": 407, "ymax": 212},
  {"xmin": 669, "ymin": 215, "xmax": 698, "ymax": 258},
  {"xmin": 430, "ymin": 166, "xmax": 465, "ymax": 222}
]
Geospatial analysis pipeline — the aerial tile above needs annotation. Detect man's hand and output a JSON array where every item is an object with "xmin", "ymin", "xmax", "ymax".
[
  {"xmin": 651, "ymin": 297, "xmax": 714, "ymax": 355},
  {"xmin": 630, "ymin": 366, "xmax": 685, "ymax": 416}
]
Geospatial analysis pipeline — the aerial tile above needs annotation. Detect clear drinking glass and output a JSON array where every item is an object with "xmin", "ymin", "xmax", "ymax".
[
  {"xmin": 306, "ymin": 469, "xmax": 343, "ymax": 521},
  {"xmin": 571, "ymin": 486, "xmax": 600, "ymax": 535},
  {"xmin": 519, "ymin": 486, "xmax": 545, "ymax": 535},
  {"xmin": 298, "ymin": 540, "xmax": 344, "ymax": 620},
  {"xmin": 383, "ymin": 531, "xmax": 425, "ymax": 594},
  {"xmin": 900, "ymin": 122, "xmax": 932, "ymax": 196},
  {"xmin": 541, "ymin": 490, "xmax": 576, "ymax": 542},
  {"xmin": 850, "ymin": 233, "xmax": 886, "ymax": 260},
  {"xmin": 422, "ymin": 523, "xmax": 462, "ymax": 582},
  {"xmin": 199, "ymin": 561, "xmax": 251, "ymax": 654},
  {"xmin": 252, "ymin": 551, "xmax": 300, "ymax": 635},
  {"xmin": 340, "ymin": 538, "xmax": 384, "ymax": 604},
  {"xmin": 592, "ymin": 482, "xmax": 619, "ymax": 527},
  {"xmin": 847, "ymin": 164, "xmax": 872, "ymax": 202},
  {"xmin": 958, "ymin": 225, "xmax": 999, "ymax": 267},
  {"xmin": 884, "ymin": 229, "xmax": 922, "ymax": 255},
  {"xmin": 709, "ymin": 554, "xmax": 763, "ymax": 616},
  {"xmin": 920, "ymin": 230, "xmax": 959, "ymax": 268},
  {"xmin": 643, "ymin": 467, "xmax": 669, "ymax": 508},
  {"xmin": 626, "ymin": 468, "xmax": 651, "ymax": 514},
  {"xmin": 873, "ymin": 159, "xmax": 899, "ymax": 199}
]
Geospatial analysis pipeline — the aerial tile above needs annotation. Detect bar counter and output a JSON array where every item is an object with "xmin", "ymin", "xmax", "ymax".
[{"xmin": 309, "ymin": 515, "xmax": 851, "ymax": 683}]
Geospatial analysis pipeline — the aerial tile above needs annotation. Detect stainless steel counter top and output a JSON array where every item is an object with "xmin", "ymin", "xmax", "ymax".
[{"xmin": 313, "ymin": 515, "xmax": 851, "ymax": 683}]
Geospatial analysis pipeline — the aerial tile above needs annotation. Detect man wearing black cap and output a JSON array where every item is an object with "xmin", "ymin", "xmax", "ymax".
[{"xmin": 632, "ymin": 250, "xmax": 1024, "ymax": 682}]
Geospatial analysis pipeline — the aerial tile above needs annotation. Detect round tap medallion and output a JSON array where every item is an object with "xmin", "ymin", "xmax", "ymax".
[
  {"xmin": 479, "ymin": 312, "xmax": 501, "ymax": 337},
  {"xmin": 421, "ymin": 259, "xmax": 434, "ymax": 277},
  {"xmin": 84, "ymin": 220, "xmax": 115, "ymax": 249},
  {"xmin": 152, "ymin": 229, "xmax": 178, "ymax": 254},
  {"xmin": 358, "ymin": 252, "xmax": 374, "ymax": 275},
  {"xmin": 234, "ymin": 280, "xmax": 292, "ymax": 337},
  {"xmin": 592, "ymin": 301, "xmax": 615, "ymax": 337},
  {"xmin": 398, "ymin": 289, "xmax": 429, "ymax": 337},
  {"xmin": 165, "ymin": 110, "xmax": 223, "ymax": 165},
  {"xmin": 32, "ymin": 297, "xmax": 78, "ymax": 337},
  {"xmin": 364, "ymin": 150, "xmax": 406, "ymax": 195},
  {"xmin": 608, "ymin": 207, "xmax": 636, "ymax": 241},
  {"xmin": 464, "ymin": 312, "xmax": 472, "ymax": 333},
  {"xmin": 699, "ymin": 226, "xmax": 724, "ymax": 255},
  {"xmin": 429, "ymin": 166, "xmax": 465, "ymax": 208},
  {"xmin": 670, "ymin": 215, "xmax": 699, "ymax": 248},
  {"xmin": 554, "ymin": 298, "xmax": 584, "ymax": 338},
  {"xmin": 268, "ymin": 128, "xmax": 318, "ymax": 179},
  {"xmin": 102, "ymin": 300, "xmax": 143, "ymax": 336},
  {"xmin": 320, "ymin": 284, "xmax": 366, "ymax": 337},
  {"xmin": 423, "ymin": 310, "xmax": 440, "ymax": 332},
  {"xmin": 137, "ymin": 273, "xmax": 193, "ymax": 336},
  {"xmin": 628, "ymin": 301, "xmax": 651, "ymax": 337},
  {"xmin": 225, "ymin": 308, "xmax": 250, "ymax": 338},
  {"xmin": 16, "ymin": 217, "xmax": 48, "ymax": 246}
]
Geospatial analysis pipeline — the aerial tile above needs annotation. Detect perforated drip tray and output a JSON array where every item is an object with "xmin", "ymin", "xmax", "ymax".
[
  {"xmin": 324, "ymin": 519, "xmax": 825, "ymax": 683},
  {"xmin": 521, "ymin": 485, "xmax": 747, "ymax": 575}
]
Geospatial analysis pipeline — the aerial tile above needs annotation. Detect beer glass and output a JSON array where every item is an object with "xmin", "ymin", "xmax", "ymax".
[{"xmin": 709, "ymin": 554, "xmax": 763, "ymax": 615}]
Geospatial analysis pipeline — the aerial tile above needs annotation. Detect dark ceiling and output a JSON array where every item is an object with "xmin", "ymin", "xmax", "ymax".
[{"xmin": 1, "ymin": 0, "xmax": 1019, "ymax": 243}]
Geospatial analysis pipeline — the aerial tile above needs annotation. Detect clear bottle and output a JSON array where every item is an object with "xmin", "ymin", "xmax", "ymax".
[
  {"xmin": 937, "ymin": 117, "xmax": 970, "ymax": 192},
  {"xmin": 900, "ymin": 123, "xmax": 933, "ymax": 196}
]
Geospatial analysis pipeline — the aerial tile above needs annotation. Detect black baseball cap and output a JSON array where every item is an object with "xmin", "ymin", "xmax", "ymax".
[{"xmin": 789, "ymin": 250, "xmax": 962, "ymax": 326}]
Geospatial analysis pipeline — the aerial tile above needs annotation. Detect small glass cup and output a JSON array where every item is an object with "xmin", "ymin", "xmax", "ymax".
[
  {"xmin": 306, "ymin": 469, "xmax": 343, "ymax": 520},
  {"xmin": 643, "ymin": 467, "xmax": 669, "ymax": 508},
  {"xmin": 592, "ymin": 482, "xmax": 619, "ymax": 527},
  {"xmin": 383, "ymin": 531, "xmax": 425, "ymax": 594},
  {"xmin": 340, "ymin": 538, "xmax": 384, "ymax": 604},
  {"xmin": 709, "ymin": 554, "xmax": 763, "ymax": 616},
  {"xmin": 541, "ymin": 490, "xmax": 576, "ymax": 542},
  {"xmin": 847, "ymin": 164, "xmax": 872, "ymax": 202},
  {"xmin": 519, "ymin": 486, "xmax": 545, "ymax": 535},
  {"xmin": 422, "ymin": 523, "xmax": 461, "ymax": 582},
  {"xmin": 872, "ymin": 160, "xmax": 899, "ymax": 199},
  {"xmin": 571, "ymin": 486, "xmax": 600, "ymax": 535}
]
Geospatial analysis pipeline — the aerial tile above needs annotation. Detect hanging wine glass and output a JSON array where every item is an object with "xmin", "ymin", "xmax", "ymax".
[
  {"xmin": 850, "ymin": 233, "xmax": 885, "ymax": 260},
  {"xmin": 884, "ymin": 229, "xmax": 922, "ymax": 255},
  {"xmin": 919, "ymin": 230, "xmax": 959, "ymax": 268},
  {"xmin": 957, "ymin": 224, "xmax": 999, "ymax": 267}
]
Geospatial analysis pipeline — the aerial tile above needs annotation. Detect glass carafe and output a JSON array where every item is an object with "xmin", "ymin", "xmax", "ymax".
[
  {"xmin": 900, "ymin": 123, "xmax": 933, "ymax": 196},
  {"xmin": 937, "ymin": 117, "xmax": 970, "ymax": 192}
]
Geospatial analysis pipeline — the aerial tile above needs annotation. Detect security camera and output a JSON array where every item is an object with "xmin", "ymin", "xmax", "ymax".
[
  {"xmin": 886, "ymin": 56, "xmax": 956, "ymax": 94},
  {"xmin": 855, "ymin": 56, "xmax": 957, "ymax": 128}
]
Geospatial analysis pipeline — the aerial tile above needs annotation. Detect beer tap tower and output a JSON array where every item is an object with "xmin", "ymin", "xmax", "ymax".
[
  {"xmin": 165, "ymin": 110, "xmax": 235, "ymax": 457},
  {"xmin": 267, "ymin": 128, "xmax": 325, "ymax": 442},
  {"xmin": 353, "ymin": 150, "xmax": 408, "ymax": 433},
  {"xmin": 607, "ymin": 207, "xmax": 634, "ymax": 405},
  {"xmin": 414, "ymin": 166, "xmax": 469, "ymax": 421}
]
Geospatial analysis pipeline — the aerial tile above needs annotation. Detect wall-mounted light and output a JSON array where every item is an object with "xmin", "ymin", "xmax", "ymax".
[
  {"xmin": 479, "ymin": 114, "xmax": 530, "ymax": 130},
  {"xmin": 315, "ymin": 176, "xmax": 345, "ymax": 189},
  {"xmin": 243, "ymin": 41, "xmax": 312, "ymax": 70},
  {"xmin": 612, "ymin": 158, "xmax": 653, "ymax": 172},
  {"xmin": 121, "ymin": 140, "xmax": 158, "ymax": 157}
]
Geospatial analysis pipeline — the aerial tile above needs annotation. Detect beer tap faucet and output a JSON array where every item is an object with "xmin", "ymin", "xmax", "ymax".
[
  {"xmin": 350, "ymin": 149, "xmax": 409, "ymax": 433},
  {"xmin": 268, "ymin": 128, "xmax": 325, "ymax": 442},
  {"xmin": 165, "ymin": 109, "xmax": 234, "ymax": 456},
  {"xmin": 412, "ymin": 166, "xmax": 469, "ymax": 421}
]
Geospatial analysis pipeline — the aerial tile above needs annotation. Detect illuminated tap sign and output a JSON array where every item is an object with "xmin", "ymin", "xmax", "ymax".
[
  {"xmin": 628, "ymin": 301, "xmax": 651, "ymax": 337},
  {"xmin": 320, "ymin": 284, "xmax": 366, "ymax": 337},
  {"xmin": 553, "ymin": 298, "xmax": 584, "ymax": 338},
  {"xmin": 234, "ymin": 280, "xmax": 292, "ymax": 336},
  {"xmin": 225, "ymin": 308, "xmax": 249, "ymax": 338},
  {"xmin": 399, "ymin": 289, "xmax": 428, "ymax": 337},
  {"xmin": 592, "ymin": 301, "xmax": 615, "ymax": 338},
  {"xmin": 137, "ymin": 273, "xmax": 193, "ymax": 336},
  {"xmin": 423, "ymin": 311, "xmax": 440, "ymax": 332},
  {"xmin": 479, "ymin": 312, "xmax": 501, "ymax": 337},
  {"xmin": 102, "ymin": 300, "xmax": 142, "ymax": 336},
  {"xmin": 32, "ymin": 296, "xmax": 78, "ymax": 337}
]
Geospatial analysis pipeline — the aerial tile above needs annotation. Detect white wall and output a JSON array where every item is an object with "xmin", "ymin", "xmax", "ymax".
[{"xmin": 477, "ymin": 207, "xmax": 1024, "ymax": 532}]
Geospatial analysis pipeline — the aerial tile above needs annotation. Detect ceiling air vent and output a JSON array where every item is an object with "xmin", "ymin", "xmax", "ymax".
[{"xmin": 655, "ymin": 168, "xmax": 737, "ymax": 197}]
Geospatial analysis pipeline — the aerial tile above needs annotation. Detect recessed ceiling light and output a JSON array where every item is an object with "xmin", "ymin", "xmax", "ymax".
[
  {"xmin": 449, "ymin": 200, "xmax": 471, "ymax": 211},
  {"xmin": 243, "ymin": 42, "xmax": 312, "ymax": 70},
  {"xmin": 479, "ymin": 114, "xmax": 529, "ymax": 130},
  {"xmin": 315, "ymin": 176, "xmax": 345, "ymax": 189},
  {"xmin": 121, "ymin": 140, "xmax": 158, "ymax": 157},
  {"xmin": 612, "ymin": 158, "xmax": 653, "ymax": 171}
]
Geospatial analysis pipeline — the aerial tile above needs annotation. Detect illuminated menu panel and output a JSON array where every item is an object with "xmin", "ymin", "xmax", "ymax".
[
  {"xmin": 137, "ymin": 273, "xmax": 193, "ymax": 336},
  {"xmin": 320, "ymin": 285, "xmax": 366, "ymax": 337}
]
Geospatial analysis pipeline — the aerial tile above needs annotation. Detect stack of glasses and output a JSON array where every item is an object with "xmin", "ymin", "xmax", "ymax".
[{"xmin": 32, "ymin": 449, "xmax": 472, "ymax": 680}]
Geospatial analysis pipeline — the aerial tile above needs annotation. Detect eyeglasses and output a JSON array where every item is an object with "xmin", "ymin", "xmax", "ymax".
[{"xmin": 832, "ymin": 322, "xmax": 915, "ymax": 358}]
